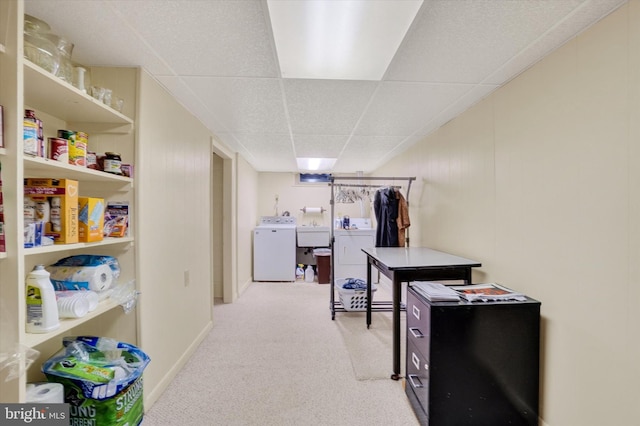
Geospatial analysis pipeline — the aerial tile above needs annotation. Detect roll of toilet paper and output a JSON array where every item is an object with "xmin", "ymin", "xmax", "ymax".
[
  {"xmin": 302, "ymin": 207, "xmax": 323, "ymax": 214},
  {"xmin": 48, "ymin": 264, "xmax": 114, "ymax": 292},
  {"xmin": 26, "ymin": 382, "xmax": 64, "ymax": 403}
]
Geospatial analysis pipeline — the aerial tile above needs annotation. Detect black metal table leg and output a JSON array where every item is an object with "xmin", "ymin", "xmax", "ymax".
[
  {"xmin": 366, "ymin": 260, "xmax": 372, "ymax": 328},
  {"xmin": 391, "ymin": 275, "xmax": 401, "ymax": 380}
]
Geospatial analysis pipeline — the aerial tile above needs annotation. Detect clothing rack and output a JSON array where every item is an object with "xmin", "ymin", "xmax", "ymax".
[{"xmin": 328, "ymin": 175, "xmax": 416, "ymax": 319}]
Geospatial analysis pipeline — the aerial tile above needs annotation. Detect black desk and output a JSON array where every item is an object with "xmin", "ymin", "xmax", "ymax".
[{"xmin": 362, "ymin": 247, "xmax": 482, "ymax": 380}]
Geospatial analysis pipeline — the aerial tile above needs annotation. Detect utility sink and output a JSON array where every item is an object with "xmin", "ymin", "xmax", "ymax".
[{"xmin": 296, "ymin": 226, "xmax": 330, "ymax": 247}]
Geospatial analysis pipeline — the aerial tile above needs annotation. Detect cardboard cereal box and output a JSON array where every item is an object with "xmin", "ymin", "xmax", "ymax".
[{"xmin": 24, "ymin": 179, "xmax": 78, "ymax": 244}]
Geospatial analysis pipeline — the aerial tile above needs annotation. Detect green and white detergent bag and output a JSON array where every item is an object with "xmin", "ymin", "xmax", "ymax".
[{"xmin": 43, "ymin": 336, "xmax": 150, "ymax": 426}]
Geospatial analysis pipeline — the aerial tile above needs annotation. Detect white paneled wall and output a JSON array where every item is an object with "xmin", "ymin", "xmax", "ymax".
[
  {"xmin": 374, "ymin": 2, "xmax": 640, "ymax": 425},
  {"xmin": 136, "ymin": 70, "xmax": 214, "ymax": 407}
]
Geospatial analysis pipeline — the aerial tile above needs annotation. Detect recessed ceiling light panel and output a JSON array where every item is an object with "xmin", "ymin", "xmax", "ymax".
[
  {"xmin": 268, "ymin": 0, "xmax": 423, "ymax": 80},
  {"xmin": 296, "ymin": 157, "xmax": 337, "ymax": 171}
]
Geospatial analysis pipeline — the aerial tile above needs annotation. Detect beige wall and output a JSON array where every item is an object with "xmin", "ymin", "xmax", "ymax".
[
  {"xmin": 236, "ymin": 155, "xmax": 259, "ymax": 294},
  {"xmin": 136, "ymin": 70, "xmax": 214, "ymax": 407},
  {"xmin": 255, "ymin": 173, "xmax": 370, "ymax": 227},
  {"xmin": 374, "ymin": 3, "xmax": 640, "ymax": 425}
]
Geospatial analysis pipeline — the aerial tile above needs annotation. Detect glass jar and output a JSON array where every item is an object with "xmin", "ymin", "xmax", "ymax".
[{"xmin": 103, "ymin": 152, "xmax": 122, "ymax": 175}]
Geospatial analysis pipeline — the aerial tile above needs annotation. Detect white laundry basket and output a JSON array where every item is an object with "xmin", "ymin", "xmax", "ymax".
[{"xmin": 336, "ymin": 278, "xmax": 376, "ymax": 311}]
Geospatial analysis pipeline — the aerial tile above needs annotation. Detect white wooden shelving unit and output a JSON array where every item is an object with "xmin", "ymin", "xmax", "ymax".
[{"xmin": 0, "ymin": 0, "xmax": 138, "ymax": 402}]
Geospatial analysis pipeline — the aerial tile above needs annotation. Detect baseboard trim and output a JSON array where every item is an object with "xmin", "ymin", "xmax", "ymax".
[
  {"xmin": 238, "ymin": 277, "xmax": 252, "ymax": 296},
  {"xmin": 143, "ymin": 321, "xmax": 213, "ymax": 410}
]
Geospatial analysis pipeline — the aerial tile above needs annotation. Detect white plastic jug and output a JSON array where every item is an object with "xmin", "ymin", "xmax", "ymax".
[
  {"xmin": 304, "ymin": 265, "xmax": 314, "ymax": 283},
  {"xmin": 26, "ymin": 264, "xmax": 60, "ymax": 333}
]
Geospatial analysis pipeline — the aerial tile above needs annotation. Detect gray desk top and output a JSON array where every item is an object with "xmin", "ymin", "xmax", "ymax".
[{"xmin": 362, "ymin": 247, "xmax": 481, "ymax": 269}]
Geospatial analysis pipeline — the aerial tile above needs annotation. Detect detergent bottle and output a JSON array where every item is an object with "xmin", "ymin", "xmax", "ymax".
[
  {"xmin": 295, "ymin": 264, "xmax": 305, "ymax": 281},
  {"xmin": 26, "ymin": 264, "xmax": 60, "ymax": 333},
  {"xmin": 304, "ymin": 265, "xmax": 314, "ymax": 283}
]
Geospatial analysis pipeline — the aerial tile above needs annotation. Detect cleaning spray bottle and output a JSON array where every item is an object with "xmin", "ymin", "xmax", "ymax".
[
  {"xmin": 304, "ymin": 265, "xmax": 314, "ymax": 283},
  {"xmin": 26, "ymin": 264, "xmax": 59, "ymax": 333}
]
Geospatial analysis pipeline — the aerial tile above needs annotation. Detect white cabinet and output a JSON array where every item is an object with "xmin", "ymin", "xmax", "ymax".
[
  {"xmin": 333, "ymin": 229, "xmax": 376, "ymax": 280},
  {"xmin": 0, "ymin": 1, "xmax": 138, "ymax": 402}
]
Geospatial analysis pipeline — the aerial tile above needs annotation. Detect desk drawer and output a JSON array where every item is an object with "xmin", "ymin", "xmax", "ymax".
[
  {"xmin": 406, "ymin": 339, "xmax": 429, "ymax": 415},
  {"xmin": 407, "ymin": 289, "xmax": 430, "ymax": 357}
]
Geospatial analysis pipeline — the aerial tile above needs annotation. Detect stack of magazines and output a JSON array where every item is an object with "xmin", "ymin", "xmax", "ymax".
[
  {"xmin": 411, "ymin": 282, "xmax": 461, "ymax": 302},
  {"xmin": 450, "ymin": 283, "xmax": 526, "ymax": 302}
]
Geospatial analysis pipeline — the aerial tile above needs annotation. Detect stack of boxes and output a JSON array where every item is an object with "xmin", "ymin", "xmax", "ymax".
[
  {"xmin": 24, "ymin": 179, "xmax": 81, "ymax": 245},
  {"xmin": 23, "ymin": 178, "xmax": 126, "ymax": 247}
]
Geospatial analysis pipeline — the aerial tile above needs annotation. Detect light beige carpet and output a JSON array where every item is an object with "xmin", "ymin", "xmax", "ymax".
[
  {"xmin": 334, "ymin": 283, "xmax": 406, "ymax": 381},
  {"xmin": 142, "ymin": 281, "xmax": 419, "ymax": 426}
]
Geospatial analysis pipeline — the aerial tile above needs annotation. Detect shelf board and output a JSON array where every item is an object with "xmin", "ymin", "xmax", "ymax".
[
  {"xmin": 23, "ymin": 60, "xmax": 133, "ymax": 131},
  {"xmin": 0, "ymin": 147, "xmax": 7, "ymax": 156},
  {"xmin": 24, "ymin": 155, "xmax": 133, "ymax": 185},
  {"xmin": 0, "ymin": 252, "xmax": 7, "ymax": 260},
  {"xmin": 23, "ymin": 298, "xmax": 120, "ymax": 348},
  {"xmin": 24, "ymin": 237, "xmax": 134, "ymax": 256}
]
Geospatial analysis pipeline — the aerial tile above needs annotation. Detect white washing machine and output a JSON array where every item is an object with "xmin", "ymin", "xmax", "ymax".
[{"xmin": 253, "ymin": 216, "xmax": 297, "ymax": 281}]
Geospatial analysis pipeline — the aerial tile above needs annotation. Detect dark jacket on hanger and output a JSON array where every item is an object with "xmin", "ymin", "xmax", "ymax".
[{"xmin": 374, "ymin": 187, "xmax": 399, "ymax": 247}]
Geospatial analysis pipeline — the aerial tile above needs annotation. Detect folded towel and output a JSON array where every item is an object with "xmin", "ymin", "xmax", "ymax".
[{"xmin": 341, "ymin": 278, "xmax": 367, "ymax": 290}]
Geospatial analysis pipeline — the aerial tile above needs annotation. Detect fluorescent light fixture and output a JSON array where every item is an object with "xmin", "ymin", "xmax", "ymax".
[
  {"xmin": 297, "ymin": 157, "xmax": 337, "ymax": 171},
  {"xmin": 268, "ymin": 0, "xmax": 423, "ymax": 80}
]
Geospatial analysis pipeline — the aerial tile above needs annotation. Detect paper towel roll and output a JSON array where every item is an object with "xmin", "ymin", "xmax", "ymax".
[
  {"xmin": 48, "ymin": 264, "xmax": 114, "ymax": 292},
  {"xmin": 301, "ymin": 206, "xmax": 325, "ymax": 214},
  {"xmin": 26, "ymin": 382, "xmax": 64, "ymax": 403}
]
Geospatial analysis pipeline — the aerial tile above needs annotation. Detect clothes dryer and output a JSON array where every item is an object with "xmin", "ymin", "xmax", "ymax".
[{"xmin": 333, "ymin": 218, "xmax": 375, "ymax": 280}]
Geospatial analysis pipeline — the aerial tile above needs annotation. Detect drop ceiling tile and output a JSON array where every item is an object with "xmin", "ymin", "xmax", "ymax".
[
  {"xmin": 213, "ymin": 132, "xmax": 240, "ymax": 153},
  {"xmin": 182, "ymin": 77, "xmax": 289, "ymax": 134},
  {"xmin": 484, "ymin": 0, "xmax": 628, "ymax": 85},
  {"xmin": 107, "ymin": 0, "xmax": 278, "ymax": 77},
  {"xmin": 355, "ymin": 82, "xmax": 472, "ymax": 137},
  {"xmin": 235, "ymin": 133, "xmax": 293, "ymax": 155},
  {"xmin": 386, "ymin": 0, "xmax": 585, "ymax": 83},
  {"xmin": 292, "ymin": 134, "xmax": 349, "ymax": 158},
  {"xmin": 233, "ymin": 133, "xmax": 297, "ymax": 171},
  {"xmin": 25, "ymin": 0, "xmax": 628, "ymax": 173},
  {"xmin": 334, "ymin": 135, "xmax": 407, "ymax": 173},
  {"xmin": 155, "ymin": 76, "xmax": 228, "ymax": 130},
  {"xmin": 332, "ymin": 159, "xmax": 374, "ymax": 174},
  {"xmin": 24, "ymin": 0, "xmax": 173, "ymax": 75},
  {"xmin": 283, "ymin": 79, "xmax": 378, "ymax": 135},
  {"xmin": 342, "ymin": 135, "xmax": 408, "ymax": 158}
]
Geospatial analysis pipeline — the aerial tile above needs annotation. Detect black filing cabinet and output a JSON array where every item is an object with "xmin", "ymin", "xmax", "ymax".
[{"xmin": 405, "ymin": 286, "xmax": 541, "ymax": 425}]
